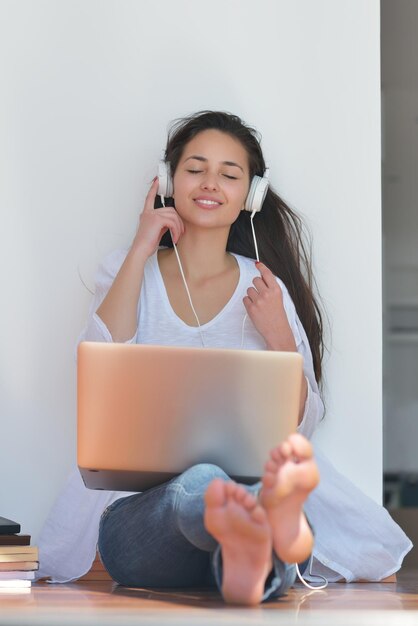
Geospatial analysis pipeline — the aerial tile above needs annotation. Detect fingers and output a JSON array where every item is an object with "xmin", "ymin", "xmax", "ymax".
[
  {"xmin": 157, "ymin": 211, "xmax": 184, "ymax": 244},
  {"xmin": 245, "ymin": 286, "xmax": 259, "ymax": 303},
  {"xmin": 143, "ymin": 177, "xmax": 160, "ymax": 213},
  {"xmin": 244, "ymin": 263, "xmax": 282, "ymax": 308},
  {"xmin": 252, "ymin": 277, "xmax": 267, "ymax": 293},
  {"xmin": 142, "ymin": 179, "xmax": 184, "ymax": 243},
  {"xmin": 255, "ymin": 261, "xmax": 278, "ymax": 289},
  {"xmin": 244, "ymin": 277, "xmax": 266, "ymax": 305},
  {"xmin": 245, "ymin": 280, "xmax": 270, "ymax": 304},
  {"xmin": 136, "ymin": 206, "xmax": 184, "ymax": 253}
]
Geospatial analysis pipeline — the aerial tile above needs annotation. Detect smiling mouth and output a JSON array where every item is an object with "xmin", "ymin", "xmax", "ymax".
[{"xmin": 194, "ymin": 198, "xmax": 222, "ymax": 209}]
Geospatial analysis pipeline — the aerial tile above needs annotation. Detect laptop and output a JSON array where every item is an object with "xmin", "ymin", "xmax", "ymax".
[{"xmin": 77, "ymin": 342, "xmax": 303, "ymax": 492}]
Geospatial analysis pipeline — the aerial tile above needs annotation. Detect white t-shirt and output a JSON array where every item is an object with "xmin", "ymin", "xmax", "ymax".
[
  {"xmin": 36, "ymin": 248, "xmax": 412, "ymax": 584},
  {"xmin": 80, "ymin": 248, "xmax": 324, "ymax": 439}
]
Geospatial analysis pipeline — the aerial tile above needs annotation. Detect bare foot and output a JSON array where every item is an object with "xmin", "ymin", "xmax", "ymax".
[
  {"xmin": 204, "ymin": 478, "xmax": 273, "ymax": 606},
  {"xmin": 259, "ymin": 433, "xmax": 319, "ymax": 565}
]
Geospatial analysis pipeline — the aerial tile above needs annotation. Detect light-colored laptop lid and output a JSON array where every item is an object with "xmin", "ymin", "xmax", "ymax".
[{"xmin": 77, "ymin": 342, "xmax": 303, "ymax": 491}]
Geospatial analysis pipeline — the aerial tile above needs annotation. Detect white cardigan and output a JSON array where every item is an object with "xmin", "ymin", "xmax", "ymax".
[{"xmin": 36, "ymin": 249, "xmax": 412, "ymax": 583}]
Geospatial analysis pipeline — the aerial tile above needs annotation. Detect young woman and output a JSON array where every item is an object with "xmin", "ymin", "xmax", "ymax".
[
  {"xmin": 89, "ymin": 111, "xmax": 323, "ymax": 605},
  {"xmin": 36, "ymin": 111, "xmax": 411, "ymax": 599}
]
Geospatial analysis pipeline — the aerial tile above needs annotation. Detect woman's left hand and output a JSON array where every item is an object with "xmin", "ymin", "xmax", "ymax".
[
  {"xmin": 243, "ymin": 262, "xmax": 297, "ymax": 352},
  {"xmin": 244, "ymin": 262, "xmax": 308, "ymax": 422}
]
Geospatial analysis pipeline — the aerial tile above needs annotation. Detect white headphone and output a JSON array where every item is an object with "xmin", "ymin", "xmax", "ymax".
[{"xmin": 157, "ymin": 161, "xmax": 269, "ymax": 218}]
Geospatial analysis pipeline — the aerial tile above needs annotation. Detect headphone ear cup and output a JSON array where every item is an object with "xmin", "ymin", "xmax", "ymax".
[
  {"xmin": 244, "ymin": 175, "xmax": 269, "ymax": 214},
  {"xmin": 158, "ymin": 161, "xmax": 174, "ymax": 198}
]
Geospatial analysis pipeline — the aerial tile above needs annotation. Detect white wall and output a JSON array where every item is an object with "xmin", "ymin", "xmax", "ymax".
[{"xmin": 0, "ymin": 0, "xmax": 382, "ymax": 543}]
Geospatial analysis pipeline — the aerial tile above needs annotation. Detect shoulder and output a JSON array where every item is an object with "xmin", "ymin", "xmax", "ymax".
[
  {"xmin": 94, "ymin": 248, "xmax": 129, "ymax": 285},
  {"xmin": 95, "ymin": 247, "xmax": 161, "ymax": 286},
  {"xmin": 231, "ymin": 252, "xmax": 258, "ymax": 280},
  {"xmin": 233, "ymin": 253, "xmax": 293, "ymax": 301}
]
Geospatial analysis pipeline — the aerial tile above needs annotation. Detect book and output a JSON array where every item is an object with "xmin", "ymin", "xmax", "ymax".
[
  {"xmin": 0, "ymin": 547, "xmax": 39, "ymax": 559},
  {"xmin": 0, "ymin": 553, "xmax": 39, "ymax": 569},
  {"xmin": 0, "ymin": 562, "xmax": 38, "ymax": 571},
  {"xmin": 0, "ymin": 570, "xmax": 35, "ymax": 580},
  {"xmin": 0, "ymin": 535, "xmax": 31, "ymax": 546},
  {"xmin": 0, "ymin": 580, "xmax": 31, "ymax": 589},
  {"xmin": 0, "ymin": 587, "xmax": 32, "ymax": 596},
  {"xmin": 0, "ymin": 518, "xmax": 36, "ymax": 590}
]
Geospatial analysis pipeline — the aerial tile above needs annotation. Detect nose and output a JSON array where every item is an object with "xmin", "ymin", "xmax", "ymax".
[{"xmin": 200, "ymin": 171, "xmax": 219, "ymax": 191}]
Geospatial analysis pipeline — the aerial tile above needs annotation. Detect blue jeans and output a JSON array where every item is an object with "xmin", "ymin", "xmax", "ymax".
[{"xmin": 97, "ymin": 463, "xmax": 300, "ymax": 601}]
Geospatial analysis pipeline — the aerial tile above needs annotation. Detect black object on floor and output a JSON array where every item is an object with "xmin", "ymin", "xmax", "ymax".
[{"xmin": 0, "ymin": 516, "xmax": 21, "ymax": 534}]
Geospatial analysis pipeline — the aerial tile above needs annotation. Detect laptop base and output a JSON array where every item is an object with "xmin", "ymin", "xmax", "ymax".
[{"xmin": 79, "ymin": 467, "xmax": 260, "ymax": 492}]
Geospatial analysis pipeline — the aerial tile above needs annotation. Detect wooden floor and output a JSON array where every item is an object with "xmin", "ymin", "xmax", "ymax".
[{"xmin": 1, "ymin": 569, "xmax": 418, "ymax": 626}]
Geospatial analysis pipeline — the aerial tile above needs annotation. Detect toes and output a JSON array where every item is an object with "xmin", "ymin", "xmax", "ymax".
[
  {"xmin": 269, "ymin": 435, "xmax": 313, "ymax": 467},
  {"xmin": 262, "ymin": 472, "xmax": 276, "ymax": 489},
  {"xmin": 225, "ymin": 481, "xmax": 238, "ymax": 498},
  {"xmin": 242, "ymin": 491, "xmax": 258, "ymax": 510},
  {"xmin": 269, "ymin": 442, "xmax": 291, "ymax": 466},
  {"xmin": 209, "ymin": 480, "xmax": 260, "ymax": 514},
  {"xmin": 204, "ymin": 478, "xmax": 227, "ymax": 507},
  {"xmin": 288, "ymin": 433, "xmax": 314, "ymax": 460},
  {"xmin": 230, "ymin": 485, "xmax": 258, "ymax": 512},
  {"xmin": 225, "ymin": 481, "xmax": 252, "ymax": 503},
  {"xmin": 270, "ymin": 447, "xmax": 280, "ymax": 462},
  {"xmin": 234, "ymin": 485, "xmax": 248, "ymax": 503},
  {"xmin": 278, "ymin": 440, "xmax": 292, "ymax": 459},
  {"xmin": 250, "ymin": 504, "xmax": 268, "ymax": 525},
  {"xmin": 265, "ymin": 459, "xmax": 277, "ymax": 473}
]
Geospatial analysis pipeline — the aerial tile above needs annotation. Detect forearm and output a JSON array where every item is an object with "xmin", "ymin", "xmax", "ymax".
[{"xmin": 96, "ymin": 245, "xmax": 148, "ymax": 342}]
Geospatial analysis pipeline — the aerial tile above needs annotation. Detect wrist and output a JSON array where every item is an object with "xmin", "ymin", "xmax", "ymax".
[
  {"xmin": 265, "ymin": 332, "xmax": 297, "ymax": 352},
  {"xmin": 129, "ymin": 241, "xmax": 153, "ymax": 265}
]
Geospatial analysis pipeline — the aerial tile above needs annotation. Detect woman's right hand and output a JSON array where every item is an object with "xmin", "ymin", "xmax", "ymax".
[
  {"xmin": 132, "ymin": 177, "xmax": 185, "ymax": 258},
  {"xmin": 96, "ymin": 178, "xmax": 184, "ymax": 341}
]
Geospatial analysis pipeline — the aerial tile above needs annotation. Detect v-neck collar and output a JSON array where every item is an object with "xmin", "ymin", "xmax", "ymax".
[{"xmin": 152, "ymin": 249, "xmax": 245, "ymax": 331}]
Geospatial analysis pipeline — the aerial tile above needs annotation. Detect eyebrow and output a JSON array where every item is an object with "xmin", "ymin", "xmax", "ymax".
[{"xmin": 184, "ymin": 155, "xmax": 244, "ymax": 173}]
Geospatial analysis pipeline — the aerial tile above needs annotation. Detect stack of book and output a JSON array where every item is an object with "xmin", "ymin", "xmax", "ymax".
[{"xmin": 0, "ymin": 516, "xmax": 38, "ymax": 590}]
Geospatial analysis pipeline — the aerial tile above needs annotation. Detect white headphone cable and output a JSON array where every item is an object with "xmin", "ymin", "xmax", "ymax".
[
  {"xmin": 161, "ymin": 196, "xmax": 259, "ymax": 350},
  {"xmin": 159, "ymin": 196, "xmax": 205, "ymax": 346},
  {"xmin": 171, "ymin": 239, "xmax": 206, "ymax": 347},
  {"xmin": 250, "ymin": 211, "xmax": 260, "ymax": 263},
  {"xmin": 240, "ymin": 212, "xmax": 259, "ymax": 349},
  {"xmin": 295, "ymin": 554, "xmax": 328, "ymax": 590}
]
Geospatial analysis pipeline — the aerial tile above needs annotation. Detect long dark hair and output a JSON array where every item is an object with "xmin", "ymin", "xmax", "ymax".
[{"xmin": 158, "ymin": 111, "xmax": 324, "ymax": 383}]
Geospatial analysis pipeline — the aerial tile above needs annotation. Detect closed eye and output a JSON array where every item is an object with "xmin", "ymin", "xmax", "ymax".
[{"xmin": 187, "ymin": 169, "xmax": 238, "ymax": 180}]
